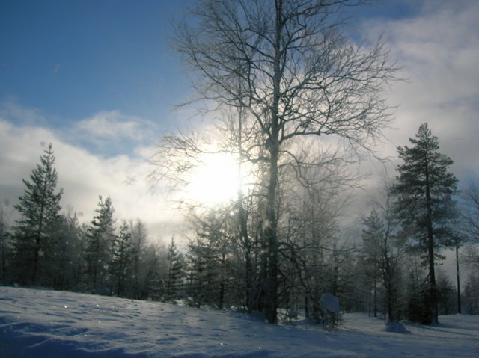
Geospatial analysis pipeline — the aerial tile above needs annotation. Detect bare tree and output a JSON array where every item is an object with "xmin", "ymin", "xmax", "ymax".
[
  {"xmin": 178, "ymin": 0, "xmax": 394, "ymax": 323},
  {"xmin": 279, "ymin": 149, "xmax": 349, "ymax": 321},
  {"xmin": 176, "ymin": 0, "xmax": 395, "ymax": 323}
]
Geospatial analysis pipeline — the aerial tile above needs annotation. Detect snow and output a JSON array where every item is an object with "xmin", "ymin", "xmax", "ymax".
[
  {"xmin": 385, "ymin": 321, "xmax": 409, "ymax": 333},
  {"xmin": 1, "ymin": 287, "xmax": 478, "ymax": 357}
]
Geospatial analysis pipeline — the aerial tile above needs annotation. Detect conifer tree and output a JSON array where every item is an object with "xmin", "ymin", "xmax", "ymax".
[
  {"xmin": 111, "ymin": 221, "xmax": 133, "ymax": 296},
  {"xmin": 0, "ymin": 203, "xmax": 12, "ymax": 283},
  {"xmin": 50, "ymin": 212, "xmax": 84, "ymax": 290},
  {"xmin": 186, "ymin": 209, "xmax": 234, "ymax": 308},
  {"xmin": 391, "ymin": 123, "xmax": 458, "ymax": 324},
  {"xmin": 143, "ymin": 244, "xmax": 167, "ymax": 301},
  {"xmin": 130, "ymin": 220, "xmax": 147, "ymax": 299},
  {"xmin": 166, "ymin": 237, "xmax": 184, "ymax": 301},
  {"xmin": 13, "ymin": 143, "xmax": 63, "ymax": 285},
  {"xmin": 85, "ymin": 196, "xmax": 115, "ymax": 293}
]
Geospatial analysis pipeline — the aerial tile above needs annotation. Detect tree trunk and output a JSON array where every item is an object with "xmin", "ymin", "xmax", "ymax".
[
  {"xmin": 384, "ymin": 260, "xmax": 394, "ymax": 323},
  {"xmin": 1, "ymin": 229, "xmax": 6, "ymax": 283},
  {"xmin": 304, "ymin": 294, "xmax": 310, "ymax": 320},
  {"xmin": 425, "ymin": 155, "xmax": 438, "ymax": 324},
  {"xmin": 456, "ymin": 244, "xmax": 461, "ymax": 314},
  {"xmin": 32, "ymin": 200, "xmax": 45, "ymax": 285},
  {"xmin": 263, "ymin": 0, "xmax": 283, "ymax": 325},
  {"xmin": 237, "ymin": 103, "xmax": 252, "ymax": 312},
  {"xmin": 134, "ymin": 250, "xmax": 140, "ymax": 299},
  {"xmin": 265, "ymin": 145, "xmax": 279, "ymax": 323},
  {"xmin": 373, "ymin": 274, "xmax": 377, "ymax": 318},
  {"xmin": 219, "ymin": 251, "xmax": 226, "ymax": 310}
]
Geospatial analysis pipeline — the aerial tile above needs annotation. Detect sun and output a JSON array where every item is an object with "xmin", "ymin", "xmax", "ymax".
[{"xmin": 186, "ymin": 152, "xmax": 248, "ymax": 207}]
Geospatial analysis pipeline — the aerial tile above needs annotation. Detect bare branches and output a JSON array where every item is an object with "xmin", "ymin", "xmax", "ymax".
[
  {"xmin": 177, "ymin": 0, "xmax": 396, "ymax": 157},
  {"xmin": 148, "ymin": 132, "xmax": 204, "ymax": 189},
  {"xmin": 172, "ymin": 0, "xmax": 396, "ymax": 323}
]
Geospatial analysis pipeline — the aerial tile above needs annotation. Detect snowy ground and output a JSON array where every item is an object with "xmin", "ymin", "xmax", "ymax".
[{"xmin": 0, "ymin": 287, "xmax": 478, "ymax": 357}]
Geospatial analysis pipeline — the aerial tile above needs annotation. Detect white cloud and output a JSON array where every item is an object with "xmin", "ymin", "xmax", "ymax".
[
  {"xmin": 341, "ymin": 1, "xmax": 479, "ymax": 280},
  {"xmin": 75, "ymin": 110, "xmax": 153, "ymax": 141},
  {"xmin": 361, "ymin": 0, "xmax": 479, "ymax": 180},
  {"xmin": 0, "ymin": 99, "xmax": 48, "ymax": 127},
  {"xmin": 0, "ymin": 119, "xmax": 182, "ymax": 244}
]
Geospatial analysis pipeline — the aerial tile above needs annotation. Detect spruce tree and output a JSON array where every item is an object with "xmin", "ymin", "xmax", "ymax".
[
  {"xmin": 130, "ymin": 220, "xmax": 147, "ymax": 299},
  {"xmin": 111, "ymin": 221, "xmax": 133, "ymax": 297},
  {"xmin": 186, "ymin": 209, "xmax": 233, "ymax": 308},
  {"xmin": 391, "ymin": 123, "xmax": 458, "ymax": 324},
  {"xmin": 0, "ymin": 204, "xmax": 11, "ymax": 283},
  {"xmin": 166, "ymin": 237, "xmax": 184, "ymax": 301},
  {"xmin": 13, "ymin": 143, "xmax": 63, "ymax": 285},
  {"xmin": 143, "ymin": 244, "xmax": 167, "ymax": 301},
  {"xmin": 49, "ymin": 212, "xmax": 83, "ymax": 290},
  {"xmin": 85, "ymin": 196, "xmax": 115, "ymax": 293}
]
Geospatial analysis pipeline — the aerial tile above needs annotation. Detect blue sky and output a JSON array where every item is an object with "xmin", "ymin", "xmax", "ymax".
[
  {"xmin": 0, "ymin": 0, "xmax": 194, "ymax": 131},
  {"xmin": 0, "ymin": 0, "xmax": 416, "ymax": 143}
]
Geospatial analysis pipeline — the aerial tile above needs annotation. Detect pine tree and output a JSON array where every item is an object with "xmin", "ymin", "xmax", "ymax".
[
  {"xmin": 130, "ymin": 220, "xmax": 147, "ymax": 299},
  {"xmin": 85, "ymin": 196, "xmax": 115, "ymax": 293},
  {"xmin": 13, "ymin": 143, "xmax": 63, "ymax": 285},
  {"xmin": 143, "ymin": 244, "xmax": 167, "ymax": 301},
  {"xmin": 111, "ymin": 221, "xmax": 133, "ymax": 297},
  {"xmin": 391, "ymin": 123, "xmax": 458, "ymax": 324},
  {"xmin": 166, "ymin": 237, "xmax": 184, "ymax": 302},
  {"xmin": 49, "ymin": 212, "xmax": 84, "ymax": 290},
  {"xmin": 186, "ymin": 209, "xmax": 234, "ymax": 308}
]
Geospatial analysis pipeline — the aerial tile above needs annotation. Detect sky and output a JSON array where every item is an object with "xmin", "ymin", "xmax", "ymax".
[{"xmin": 0, "ymin": 0, "xmax": 478, "ymax": 244}]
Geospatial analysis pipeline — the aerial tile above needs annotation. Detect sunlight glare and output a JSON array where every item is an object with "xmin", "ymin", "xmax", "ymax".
[{"xmin": 187, "ymin": 152, "xmax": 246, "ymax": 207}]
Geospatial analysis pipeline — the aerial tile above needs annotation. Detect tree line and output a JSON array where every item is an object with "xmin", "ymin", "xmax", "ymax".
[
  {"xmin": 0, "ymin": 144, "xmax": 173, "ymax": 300},
  {"xmin": 0, "ymin": 126, "xmax": 478, "ymax": 326}
]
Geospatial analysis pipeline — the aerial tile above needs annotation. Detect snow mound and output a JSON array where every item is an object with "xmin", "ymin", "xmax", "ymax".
[
  {"xmin": 385, "ymin": 321, "xmax": 409, "ymax": 334},
  {"xmin": 319, "ymin": 293, "xmax": 340, "ymax": 314}
]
